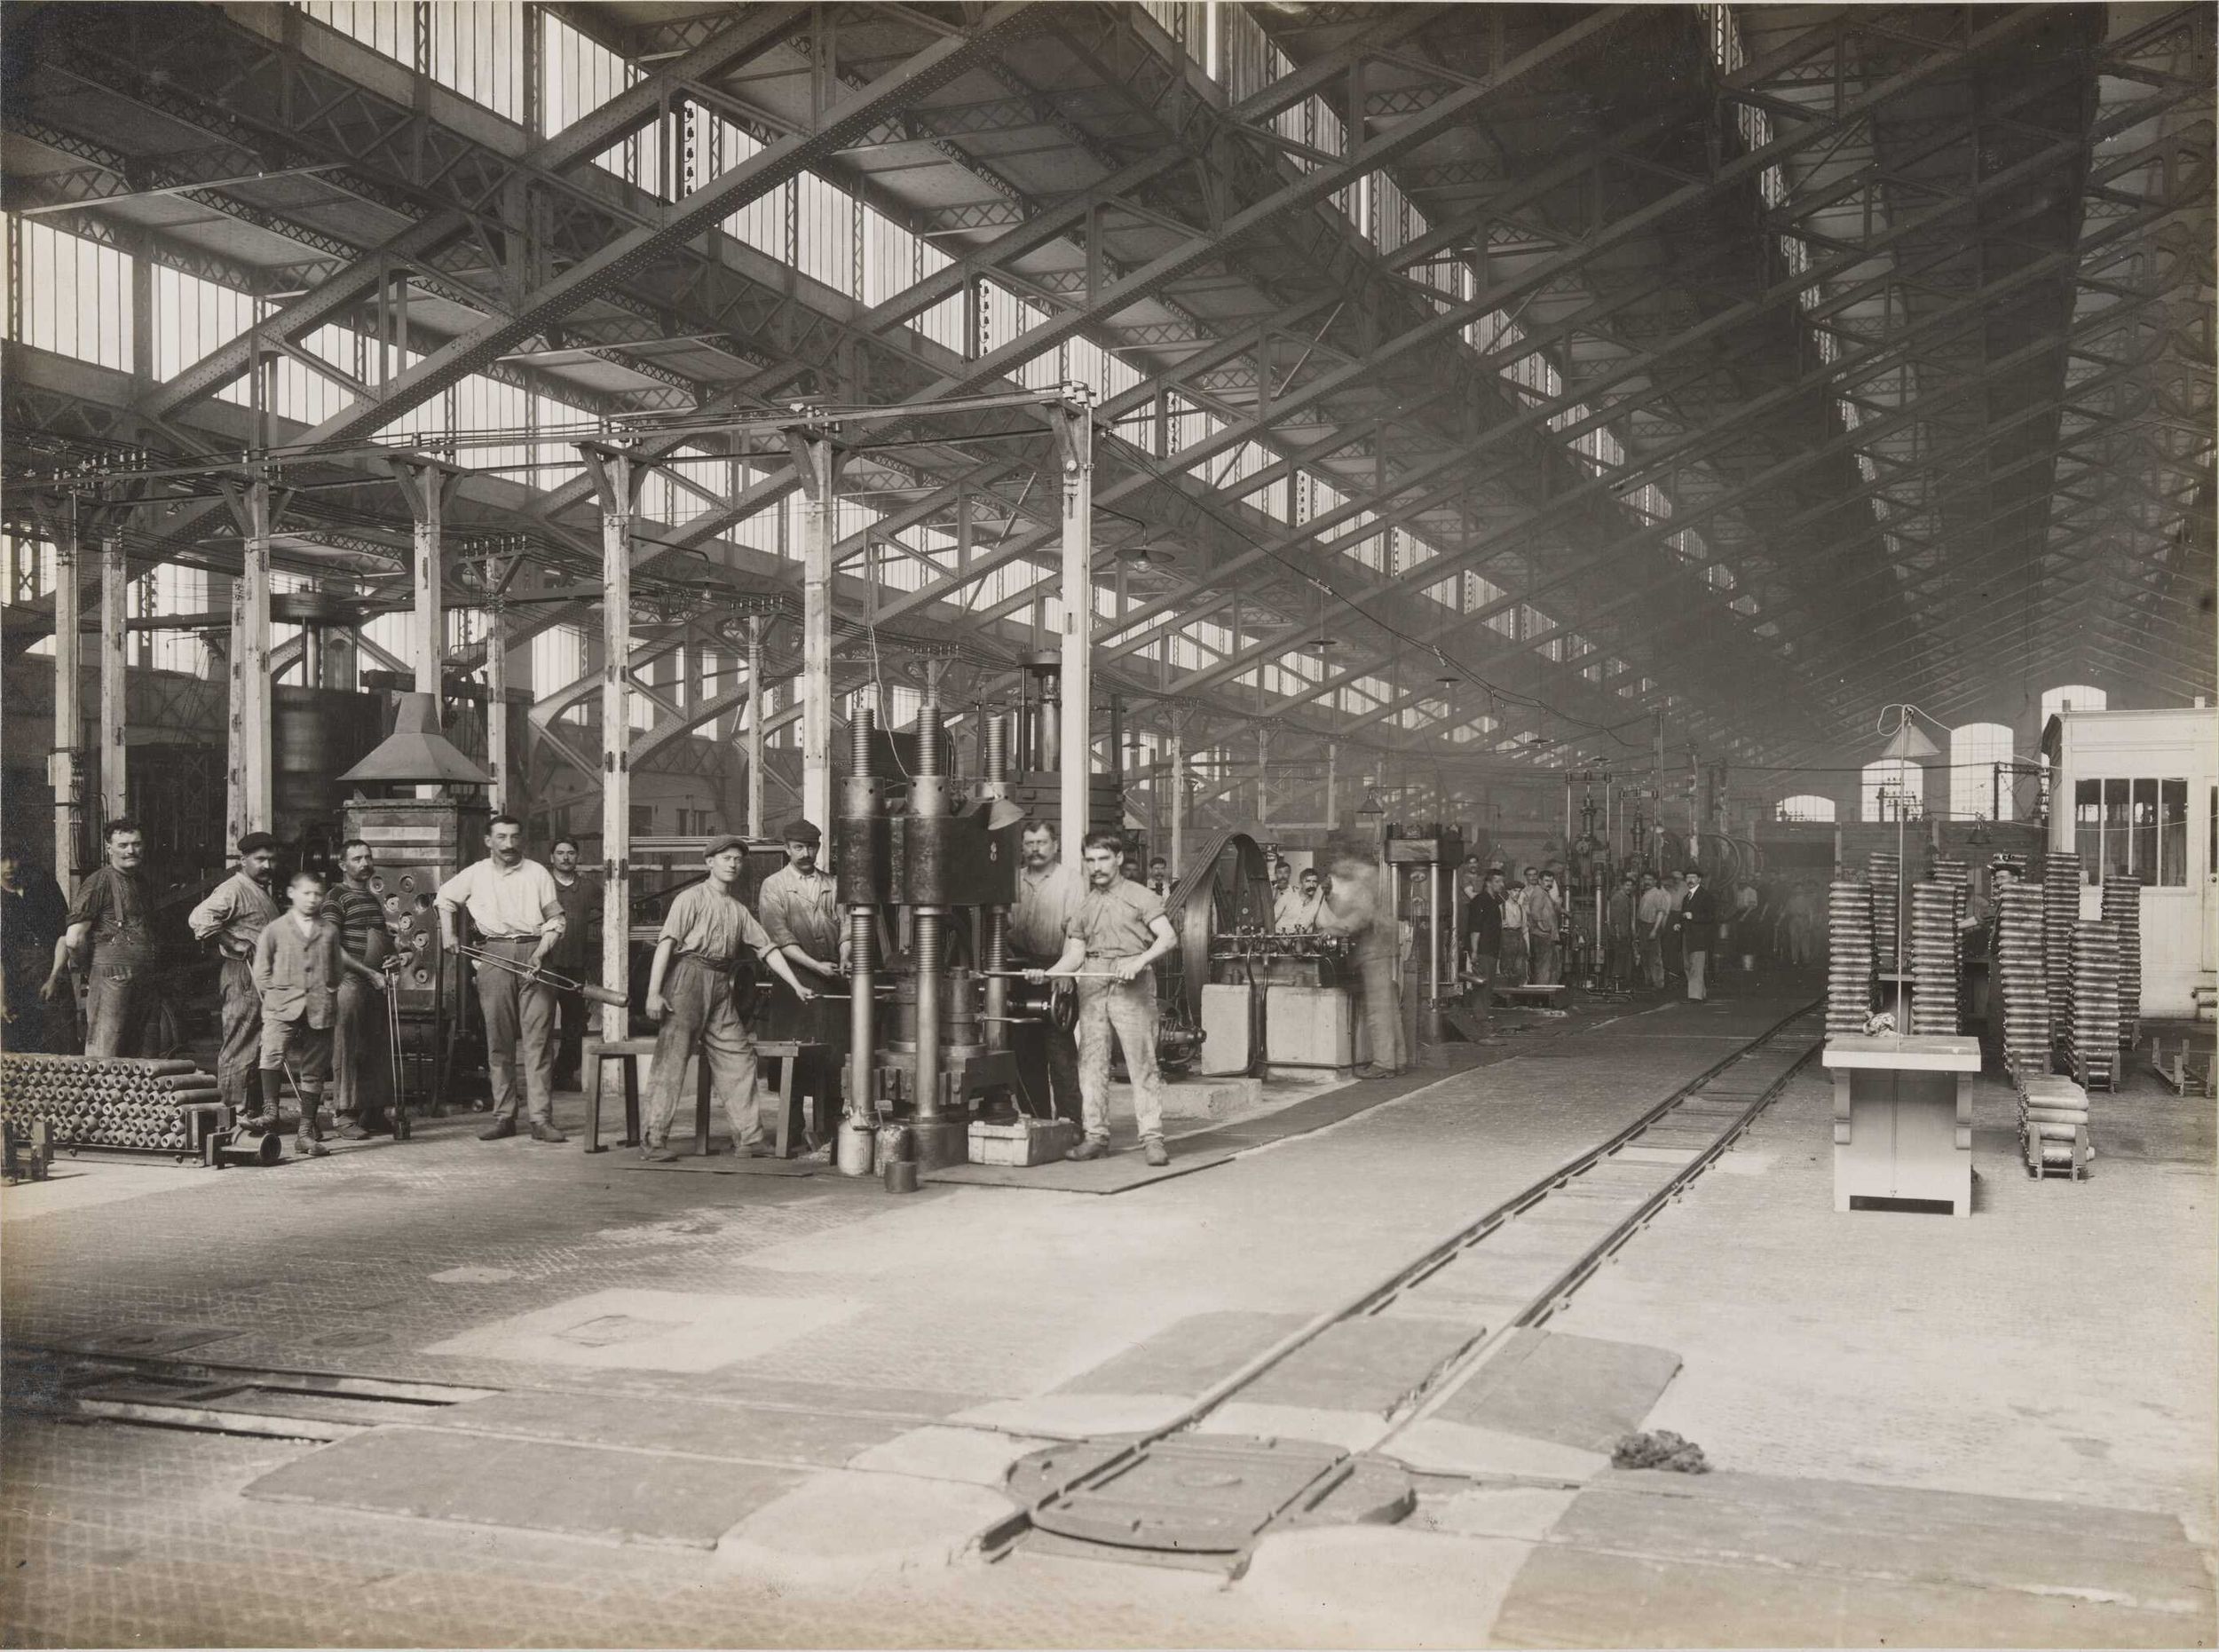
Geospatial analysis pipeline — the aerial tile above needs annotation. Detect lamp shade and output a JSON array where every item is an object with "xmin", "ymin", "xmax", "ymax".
[
  {"xmin": 1875, "ymin": 718, "xmax": 1941, "ymax": 763},
  {"xmin": 338, "ymin": 692, "xmax": 494, "ymax": 786}
]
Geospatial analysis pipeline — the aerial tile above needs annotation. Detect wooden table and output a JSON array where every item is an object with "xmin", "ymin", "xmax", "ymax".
[{"xmin": 1823, "ymin": 1035, "xmax": 1979, "ymax": 1216}]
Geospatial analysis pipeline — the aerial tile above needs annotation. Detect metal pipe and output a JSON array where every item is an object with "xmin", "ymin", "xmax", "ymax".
[
  {"xmin": 912, "ymin": 700, "xmax": 947, "ymax": 1122},
  {"xmin": 1427, "ymin": 859, "xmax": 1442, "ymax": 1004},
  {"xmin": 982, "ymin": 712, "xmax": 1012, "ymax": 1053},
  {"xmin": 845, "ymin": 709, "xmax": 878, "ymax": 1121}
]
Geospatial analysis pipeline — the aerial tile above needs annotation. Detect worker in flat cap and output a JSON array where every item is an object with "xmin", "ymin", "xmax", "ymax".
[
  {"xmin": 640, "ymin": 833, "xmax": 818, "ymax": 1161},
  {"xmin": 189, "ymin": 832, "xmax": 282, "ymax": 1124}
]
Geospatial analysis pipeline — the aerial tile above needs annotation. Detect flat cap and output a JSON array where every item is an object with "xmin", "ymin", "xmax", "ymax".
[
  {"xmin": 238, "ymin": 832, "xmax": 278, "ymax": 854},
  {"xmin": 780, "ymin": 818, "xmax": 822, "ymax": 844},
  {"xmin": 704, "ymin": 833, "xmax": 749, "ymax": 858}
]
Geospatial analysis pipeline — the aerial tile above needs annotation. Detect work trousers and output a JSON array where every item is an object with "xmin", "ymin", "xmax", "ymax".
[
  {"xmin": 1639, "ymin": 935, "xmax": 1665, "ymax": 989},
  {"xmin": 474, "ymin": 938, "xmax": 557, "ymax": 1127},
  {"xmin": 330, "ymin": 971, "xmax": 392, "ymax": 1122},
  {"xmin": 259, "ymin": 1014, "xmax": 332, "ymax": 1107},
  {"xmin": 217, "ymin": 958, "xmax": 262, "ymax": 1112},
  {"xmin": 1076, "ymin": 968, "xmax": 1165, "ymax": 1143},
  {"xmin": 646, "ymin": 955, "xmax": 762, "ymax": 1148},
  {"xmin": 1685, "ymin": 945, "xmax": 1709, "ymax": 1001},
  {"xmin": 1464, "ymin": 952, "xmax": 1496, "ymax": 1035},
  {"xmin": 1357, "ymin": 937, "xmax": 1404, "ymax": 1073},
  {"xmin": 1604, "ymin": 934, "xmax": 1635, "ymax": 992},
  {"xmin": 1498, "ymin": 929, "xmax": 1528, "ymax": 986},
  {"xmin": 1528, "ymin": 936, "xmax": 1561, "ymax": 987}
]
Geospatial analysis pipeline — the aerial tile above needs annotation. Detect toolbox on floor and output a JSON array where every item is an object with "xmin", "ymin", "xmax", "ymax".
[{"xmin": 967, "ymin": 1116, "xmax": 1078, "ymax": 1166}]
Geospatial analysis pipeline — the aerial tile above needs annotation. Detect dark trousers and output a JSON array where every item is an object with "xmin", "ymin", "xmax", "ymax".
[
  {"xmin": 331, "ymin": 972, "xmax": 392, "ymax": 1122},
  {"xmin": 549, "ymin": 984, "xmax": 588, "ymax": 1088},
  {"xmin": 217, "ymin": 958, "xmax": 262, "ymax": 1111},
  {"xmin": 1011, "ymin": 1016, "xmax": 1082, "ymax": 1123}
]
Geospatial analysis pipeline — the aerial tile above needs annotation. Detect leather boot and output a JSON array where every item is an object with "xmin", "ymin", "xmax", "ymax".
[
  {"xmin": 295, "ymin": 1095, "xmax": 330, "ymax": 1158},
  {"xmin": 246, "ymin": 1068, "xmax": 283, "ymax": 1130}
]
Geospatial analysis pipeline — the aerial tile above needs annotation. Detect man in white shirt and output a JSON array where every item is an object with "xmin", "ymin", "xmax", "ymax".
[
  {"xmin": 1275, "ymin": 866, "xmax": 1326, "ymax": 931},
  {"xmin": 188, "ymin": 832, "xmax": 280, "ymax": 1122},
  {"xmin": 438, "ymin": 814, "xmax": 566, "ymax": 1142}
]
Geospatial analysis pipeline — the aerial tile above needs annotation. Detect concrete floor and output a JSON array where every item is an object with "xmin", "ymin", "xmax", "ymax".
[{"xmin": 4, "ymin": 974, "xmax": 2212, "ymax": 1648}]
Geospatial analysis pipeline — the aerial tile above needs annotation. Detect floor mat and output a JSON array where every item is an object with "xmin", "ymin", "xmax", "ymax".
[
  {"xmin": 1433, "ymin": 1329, "xmax": 1681, "ymax": 1454},
  {"xmin": 622, "ymin": 1155, "xmax": 823, "ymax": 1177},
  {"xmin": 243, "ymin": 1425, "xmax": 808, "ymax": 1548},
  {"xmin": 1492, "ymin": 1468, "xmax": 2215, "ymax": 1647},
  {"xmin": 926, "ymin": 1059, "xmax": 1480, "ymax": 1194},
  {"xmin": 1055, "ymin": 1310, "xmax": 1315, "ymax": 1398}
]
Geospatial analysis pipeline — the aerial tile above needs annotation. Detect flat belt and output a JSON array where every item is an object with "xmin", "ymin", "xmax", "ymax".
[{"xmin": 479, "ymin": 933, "xmax": 541, "ymax": 944}]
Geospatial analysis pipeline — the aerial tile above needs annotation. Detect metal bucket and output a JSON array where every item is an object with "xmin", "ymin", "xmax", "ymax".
[
  {"xmin": 882, "ymin": 1159, "xmax": 919, "ymax": 1195},
  {"xmin": 835, "ymin": 1119, "xmax": 876, "ymax": 1177},
  {"xmin": 876, "ymin": 1122, "xmax": 915, "ymax": 1165}
]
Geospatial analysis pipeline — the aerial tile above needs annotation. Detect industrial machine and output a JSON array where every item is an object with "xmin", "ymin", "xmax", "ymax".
[
  {"xmin": 836, "ymin": 703, "xmax": 1067, "ymax": 1170},
  {"xmin": 336, "ymin": 692, "xmax": 495, "ymax": 1115}
]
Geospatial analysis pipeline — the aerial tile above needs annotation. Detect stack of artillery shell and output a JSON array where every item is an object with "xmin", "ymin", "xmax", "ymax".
[
  {"xmin": 2042, "ymin": 852, "xmax": 2081, "ymax": 1045},
  {"xmin": 1931, "ymin": 856, "xmax": 1969, "ymax": 892},
  {"xmin": 1995, "ymin": 883, "xmax": 2050, "ymax": 1081},
  {"xmin": 1827, "ymin": 880, "xmax": 1875, "ymax": 1039},
  {"xmin": 1907, "ymin": 882, "xmax": 1961, "ymax": 1036},
  {"xmin": 2099, "ymin": 875, "xmax": 2142, "ymax": 1049},
  {"xmin": 2018, "ymin": 1071, "xmax": 2091, "ymax": 1179},
  {"xmin": 2061, "ymin": 920, "xmax": 2121, "ymax": 1091},
  {"xmin": 0, "ymin": 1053, "xmax": 220, "ymax": 1154},
  {"xmin": 1868, "ymin": 852, "xmax": 1903, "ymax": 972}
]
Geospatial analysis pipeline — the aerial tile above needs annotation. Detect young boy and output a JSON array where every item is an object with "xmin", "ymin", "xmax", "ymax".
[{"xmin": 251, "ymin": 868, "xmax": 363, "ymax": 1158}]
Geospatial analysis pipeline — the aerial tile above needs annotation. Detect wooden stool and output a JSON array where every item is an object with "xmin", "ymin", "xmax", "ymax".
[
  {"xmin": 754, "ymin": 1040, "xmax": 830, "ymax": 1158},
  {"xmin": 581, "ymin": 1037, "xmax": 709, "ymax": 1155}
]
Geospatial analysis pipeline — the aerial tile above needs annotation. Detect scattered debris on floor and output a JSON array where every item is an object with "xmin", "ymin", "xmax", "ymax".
[{"xmin": 1611, "ymin": 1429, "xmax": 1709, "ymax": 1474}]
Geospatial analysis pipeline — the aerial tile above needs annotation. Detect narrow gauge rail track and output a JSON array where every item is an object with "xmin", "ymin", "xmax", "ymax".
[{"xmin": 999, "ymin": 999, "xmax": 1826, "ymax": 1567}]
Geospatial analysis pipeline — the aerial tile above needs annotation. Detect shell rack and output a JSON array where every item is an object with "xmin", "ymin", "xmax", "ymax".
[
  {"xmin": 1995, "ymin": 883, "xmax": 2050, "ymax": 1080},
  {"xmin": 1907, "ymin": 881, "xmax": 1962, "ymax": 1037},
  {"xmin": 1826, "ymin": 879, "xmax": 1875, "ymax": 1039},
  {"xmin": 0, "ymin": 1053, "xmax": 227, "ymax": 1162},
  {"xmin": 1867, "ymin": 852, "xmax": 1903, "ymax": 972},
  {"xmin": 2041, "ymin": 851, "xmax": 2081, "ymax": 1045},
  {"xmin": 2099, "ymin": 874, "xmax": 2142, "ymax": 1049},
  {"xmin": 2019, "ymin": 1071, "xmax": 2092, "ymax": 1179},
  {"xmin": 2060, "ymin": 920, "xmax": 2121, "ymax": 1092}
]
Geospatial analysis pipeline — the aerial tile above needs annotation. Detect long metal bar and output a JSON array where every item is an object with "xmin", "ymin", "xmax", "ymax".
[
  {"xmin": 587, "ymin": 447, "xmax": 638, "ymax": 1046},
  {"xmin": 97, "ymin": 521, "xmax": 126, "ymax": 827},
  {"xmin": 50, "ymin": 494, "xmax": 82, "ymax": 889},
  {"xmin": 1054, "ymin": 399, "xmax": 1094, "ymax": 866}
]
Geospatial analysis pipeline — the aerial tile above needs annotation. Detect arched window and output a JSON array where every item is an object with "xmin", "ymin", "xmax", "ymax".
[
  {"xmin": 1775, "ymin": 794, "xmax": 1836, "ymax": 823},
  {"xmin": 2041, "ymin": 684, "xmax": 2106, "ymax": 723},
  {"xmin": 1862, "ymin": 760, "xmax": 1921, "ymax": 822},
  {"xmin": 1949, "ymin": 723, "xmax": 2015, "ymax": 818}
]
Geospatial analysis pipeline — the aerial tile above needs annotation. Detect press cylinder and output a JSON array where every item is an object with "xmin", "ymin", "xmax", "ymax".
[{"xmin": 982, "ymin": 712, "xmax": 1012, "ymax": 1052}]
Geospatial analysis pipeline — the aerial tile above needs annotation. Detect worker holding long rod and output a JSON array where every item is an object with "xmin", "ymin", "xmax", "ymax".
[
  {"xmin": 437, "ymin": 814, "xmax": 567, "ymax": 1145},
  {"xmin": 1025, "ymin": 830, "xmax": 1179, "ymax": 1168},
  {"xmin": 638, "ymin": 834, "xmax": 818, "ymax": 1164}
]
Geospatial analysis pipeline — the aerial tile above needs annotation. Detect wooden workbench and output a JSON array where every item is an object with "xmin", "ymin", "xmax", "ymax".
[{"xmin": 1823, "ymin": 1035, "xmax": 1980, "ymax": 1217}]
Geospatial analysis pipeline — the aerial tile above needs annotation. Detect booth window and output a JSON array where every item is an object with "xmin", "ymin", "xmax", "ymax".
[{"xmin": 2074, "ymin": 777, "xmax": 2188, "ymax": 886}]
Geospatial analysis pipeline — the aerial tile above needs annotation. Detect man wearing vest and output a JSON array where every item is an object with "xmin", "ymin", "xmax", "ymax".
[{"xmin": 45, "ymin": 818, "xmax": 160, "ymax": 1056}]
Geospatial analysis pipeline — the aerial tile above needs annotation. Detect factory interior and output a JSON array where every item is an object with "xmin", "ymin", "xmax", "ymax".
[{"xmin": 1, "ymin": 2, "xmax": 2215, "ymax": 1645}]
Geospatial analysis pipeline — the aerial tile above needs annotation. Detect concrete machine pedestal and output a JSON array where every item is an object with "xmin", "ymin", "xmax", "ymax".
[{"xmin": 1824, "ymin": 1034, "xmax": 1979, "ymax": 1216}]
